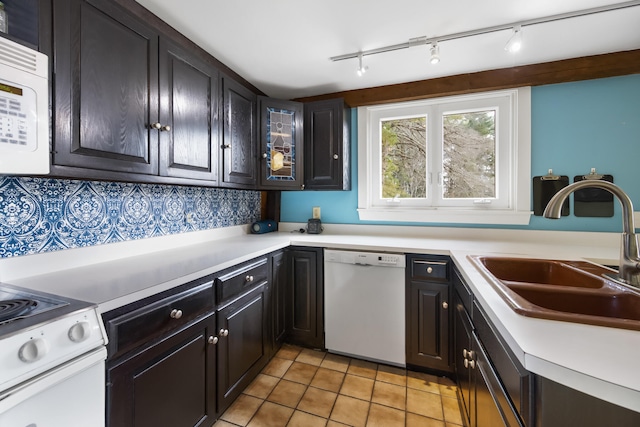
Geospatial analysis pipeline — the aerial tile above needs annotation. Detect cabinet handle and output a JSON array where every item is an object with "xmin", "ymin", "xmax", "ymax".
[
  {"xmin": 245, "ymin": 275, "xmax": 254, "ymax": 283},
  {"xmin": 208, "ymin": 336, "xmax": 219, "ymax": 345},
  {"xmin": 170, "ymin": 309, "xmax": 183, "ymax": 319},
  {"xmin": 333, "ymin": 154, "xmax": 339, "ymax": 160},
  {"xmin": 150, "ymin": 122, "xmax": 162, "ymax": 130},
  {"xmin": 219, "ymin": 328, "xmax": 229, "ymax": 337},
  {"xmin": 262, "ymin": 152, "xmax": 267, "ymax": 159},
  {"xmin": 160, "ymin": 125, "xmax": 171, "ymax": 132},
  {"xmin": 442, "ymin": 301, "xmax": 448, "ymax": 309}
]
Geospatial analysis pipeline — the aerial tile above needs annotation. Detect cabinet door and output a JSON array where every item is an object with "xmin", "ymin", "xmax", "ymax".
[
  {"xmin": 217, "ymin": 283, "xmax": 268, "ymax": 412},
  {"xmin": 304, "ymin": 98, "xmax": 350, "ymax": 190},
  {"xmin": 407, "ymin": 280, "xmax": 451, "ymax": 372},
  {"xmin": 286, "ymin": 247, "xmax": 324, "ymax": 349},
  {"xmin": 106, "ymin": 313, "xmax": 217, "ymax": 427},
  {"xmin": 159, "ymin": 39, "xmax": 219, "ymax": 182},
  {"xmin": 53, "ymin": 0, "xmax": 159, "ymax": 175},
  {"xmin": 258, "ymin": 97, "xmax": 304, "ymax": 189},
  {"xmin": 270, "ymin": 250, "xmax": 288, "ymax": 354},
  {"xmin": 221, "ymin": 76, "xmax": 257, "ymax": 187},
  {"xmin": 474, "ymin": 332, "xmax": 513, "ymax": 427},
  {"xmin": 455, "ymin": 292, "xmax": 474, "ymax": 427}
]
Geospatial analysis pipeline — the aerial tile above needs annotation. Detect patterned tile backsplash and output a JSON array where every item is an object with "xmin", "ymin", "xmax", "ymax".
[{"xmin": 0, "ymin": 176, "xmax": 261, "ymax": 258}]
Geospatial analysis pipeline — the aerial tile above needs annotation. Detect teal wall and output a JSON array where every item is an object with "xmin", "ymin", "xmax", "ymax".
[{"xmin": 281, "ymin": 74, "xmax": 640, "ymax": 232}]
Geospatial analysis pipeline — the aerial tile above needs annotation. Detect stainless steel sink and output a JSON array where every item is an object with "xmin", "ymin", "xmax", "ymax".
[{"xmin": 469, "ymin": 256, "xmax": 640, "ymax": 331}]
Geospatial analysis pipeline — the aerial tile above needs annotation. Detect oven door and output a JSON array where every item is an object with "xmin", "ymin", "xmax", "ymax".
[{"xmin": 0, "ymin": 346, "xmax": 106, "ymax": 427}]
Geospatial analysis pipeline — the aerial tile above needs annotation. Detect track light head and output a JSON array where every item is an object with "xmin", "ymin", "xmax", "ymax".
[
  {"xmin": 356, "ymin": 54, "xmax": 368, "ymax": 76},
  {"xmin": 429, "ymin": 42, "xmax": 440, "ymax": 65},
  {"xmin": 504, "ymin": 25, "xmax": 523, "ymax": 53}
]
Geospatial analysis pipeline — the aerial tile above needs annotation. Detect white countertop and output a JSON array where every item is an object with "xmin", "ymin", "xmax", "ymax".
[{"xmin": 1, "ymin": 223, "xmax": 637, "ymax": 413}]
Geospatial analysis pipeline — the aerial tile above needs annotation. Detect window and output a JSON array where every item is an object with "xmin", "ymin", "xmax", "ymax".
[{"xmin": 358, "ymin": 88, "xmax": 531, "ymax": 225}]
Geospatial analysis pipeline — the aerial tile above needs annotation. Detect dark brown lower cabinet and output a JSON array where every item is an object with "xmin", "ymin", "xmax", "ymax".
[
  {"xmin": 407, "ymin": 280, "xmax": 451, "ymax": 372},
  {"xmin": 286, "ymin": 247, "xmax": 324, "ymax": 349},
  {"xmin": 216, "ymin": 283, "xmax": 269, "ymax": 413},
  {"xmin": 406, "ymin": 254, "xmax": 452, "ymax": 373},
  {"xmin": 269, "ymin": 250, "xmax": 287, "ymax": 356},
  {"xmin": 454, "ymin": 267, "xmax": 531, "ymax": 427},
  {"xmin": 106, "ymin": 312, "xmax": 217, "ymax": 427}
]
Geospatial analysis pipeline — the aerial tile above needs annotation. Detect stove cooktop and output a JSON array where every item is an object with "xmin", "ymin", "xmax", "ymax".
[
  {"xmin": 0, "ymin": 285, "xmax": 69, "ymax": 325},
  {"xmin": 0, "ymin": 283, "xmax": 93, "ymax": 338}
]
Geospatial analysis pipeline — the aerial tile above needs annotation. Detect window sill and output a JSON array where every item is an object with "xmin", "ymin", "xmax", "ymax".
[{"xmin": 357, "ymin": 207, "xmax": 532, "ymax": 225}]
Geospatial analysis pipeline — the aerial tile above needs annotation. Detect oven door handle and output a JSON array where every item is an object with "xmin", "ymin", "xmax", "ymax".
[{"xmin": 0, "ymin": 346, "xmax": 106, "ymax": 414}]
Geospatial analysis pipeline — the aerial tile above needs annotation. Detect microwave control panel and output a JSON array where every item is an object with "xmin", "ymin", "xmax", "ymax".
[{"xmin": 0, "ymin": 79, "xmax": 37, "ymax": 152}]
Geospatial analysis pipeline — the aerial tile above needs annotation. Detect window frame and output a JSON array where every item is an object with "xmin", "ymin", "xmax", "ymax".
[{"xmin": 357, "ymin": 87, "xmax": 532, "ymax": 225}]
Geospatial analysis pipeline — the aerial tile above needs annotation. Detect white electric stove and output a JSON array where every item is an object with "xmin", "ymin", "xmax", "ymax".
[{"xmin": 0, "ymin": 283, "xmax": 107, "ymax": 426}]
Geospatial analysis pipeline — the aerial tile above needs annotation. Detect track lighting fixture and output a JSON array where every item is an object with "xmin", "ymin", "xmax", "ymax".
[
  {"xmin": 330, "ymin": 1, "xmax": 639, "ymax": 67},
  {"xmin": 504, "ymin": 25, "xmax": 523, "ymax": 53},
  {"xmin": 356, "ymin": 54, "xmax": 368, "ymax": 76},
  {"xmin": 429, "ymin": 42, "xmax": 440, "ymax": 64}
]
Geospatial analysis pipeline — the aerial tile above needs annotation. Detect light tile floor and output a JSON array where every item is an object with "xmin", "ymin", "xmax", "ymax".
[{"xmin": 214, "ymin": 344, "xmax": 464, "ymax": 427}]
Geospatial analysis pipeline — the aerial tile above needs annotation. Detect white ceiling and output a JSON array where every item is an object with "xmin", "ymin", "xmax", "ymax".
[{"xmin": 136, "ymin": 0, "xmax": 640, "ymax": 100}]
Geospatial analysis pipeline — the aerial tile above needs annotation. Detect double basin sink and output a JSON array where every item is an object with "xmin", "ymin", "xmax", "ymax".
[{"xmin": 469, "ymin": 256, "xmax": 640, "ymax": 331}]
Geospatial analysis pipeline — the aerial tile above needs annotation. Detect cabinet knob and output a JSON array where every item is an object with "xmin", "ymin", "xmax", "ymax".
[
  {"xmin": 301, "ymin": 184, "xmax": 305, "ymax": 190},
  {"xmin": 333, "ymin": 154, "xmax": 339, "ymax": 160},
  {"xmin": 469, "ymin": 360, "xmax": 476, "ymax": 369},
  {"xmin": 463, "ymin": 348, "xmax": 468, "ymax": 358},
  {"xmin": 468, "ymin": 350, "xmax": 475, "ymax": 360},
  {"xmin": 219, "ymin": 328, "xmax": 229, "ymax": 337},
  {"xmin": 160, "ymin": 125, "xmax": 171, "ymax": 132},
  {"xmin": 427, "ymin": 266, "xmax": 433, "ymax": 273},
  {"xmin": 208, "ymin": 336, "xmax": 219, "ymax": 345},
  {"xmin": 222, "ymin": 144, "xmax": 231, "ymax": 149},
  {"xmin": 150, "ymin": 122, "xmax": 162, "ymax": 130},
  {"xmin": 170, "ymin": 309, "xmax": 183, "ymax": 319},
  {"xmin": 245, "ymin": 275, "xmax": 254, "ymax": 283},
  {"xmin": 442, "ymin": 301, "xmax": 448, "ymax": 309},
  {"xmin": 463, "ymin": 358, "xmax": 469, "ymax": 368},
  {"xmin": 262, "ymin": 152, "xmax": 267, "ymax": 159}
]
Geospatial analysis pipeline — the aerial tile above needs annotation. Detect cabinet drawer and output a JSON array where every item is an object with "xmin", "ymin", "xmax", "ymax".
[
  {"xmin": 105, "ymin": 281, "xmax": 214, "ymax": 360},
  {"xmin": 216, "ymin": 256, "xmax": 268, "ymax": 305},
  {"xmin": 411, "ymin": 256, "xmax": 450, "ymax": 281}
]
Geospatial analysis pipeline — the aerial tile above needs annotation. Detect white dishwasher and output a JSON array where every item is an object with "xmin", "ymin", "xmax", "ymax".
[{"xmin": 324, "ymin": 249, "xmax": 406, "ymax": 367}]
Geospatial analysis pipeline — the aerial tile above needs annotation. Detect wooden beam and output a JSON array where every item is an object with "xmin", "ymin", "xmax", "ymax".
[{"xmin": 295, "ymin": 50, "xmax": 640, "ymax": 107}]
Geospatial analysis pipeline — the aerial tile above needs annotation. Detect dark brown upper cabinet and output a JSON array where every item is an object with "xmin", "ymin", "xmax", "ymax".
[
  {"xmin": 304, "ymin": 98, "xmax": 351, "ymax": 190},
  {"xmin": 52, "ymin": 0, "xmax": 261, "ymax": 188},
  {"xmin": 220, "ymin": 76, "xmax": 258, "ymax": 188},
  {"xmin": 258, "ymin": 97, "xmax": 304, "ymax": 190},
  {"xmin": 159, "ymin": 38, "xmax": 219, "ymax": 183},
  {"xmin": 53, "ymin": 0, "xmax": 160, "ymax": 176}
]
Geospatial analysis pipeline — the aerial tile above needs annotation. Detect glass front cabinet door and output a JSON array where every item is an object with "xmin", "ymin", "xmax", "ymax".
[{"xmin": 258, "ymin": 97, "xmax": 304, "ymax": 189}]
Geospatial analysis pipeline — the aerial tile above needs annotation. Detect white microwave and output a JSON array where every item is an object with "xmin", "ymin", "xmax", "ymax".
[{"xmin": 0, "ymin": 37, "xmax": 49, "ymax": 174}]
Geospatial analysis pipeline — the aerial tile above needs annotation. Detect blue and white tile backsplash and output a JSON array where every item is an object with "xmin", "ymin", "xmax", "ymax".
[{"xmin": 0, "ymin": 177, "xmax": 261, "ymax": 258}]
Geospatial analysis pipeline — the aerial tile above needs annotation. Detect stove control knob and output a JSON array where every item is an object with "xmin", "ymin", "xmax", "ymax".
[
  {"xmin": 68, "ymin": 321, "xmax": 92, "ymax": 343},
  {"xmin": 19, "ymin": 338, "xmax": 49, "ymax": 363}
]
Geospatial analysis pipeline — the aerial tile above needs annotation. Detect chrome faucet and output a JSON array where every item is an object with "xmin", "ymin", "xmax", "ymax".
[{"xmin": 543, "ymin": 180, "xmax": 640, "ymax": 288}]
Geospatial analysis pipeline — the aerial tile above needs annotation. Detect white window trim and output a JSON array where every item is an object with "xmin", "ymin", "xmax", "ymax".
[{"xmin": 357, "ymin": 87, "xmax": 532, "ymax": 225}]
